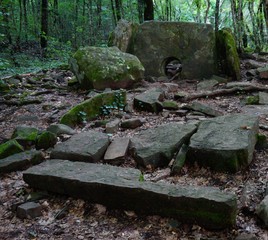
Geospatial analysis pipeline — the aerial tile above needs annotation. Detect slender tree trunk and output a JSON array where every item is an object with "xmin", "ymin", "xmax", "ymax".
[
  {"xmin": 115, "ymin": 0, "xmax": 122, "ymax": 21},
  {"xmin": 204, "ymin": 0, "xmax": 211, "ymax": 23},
  {"xmin": 0, "ymin": 0, "xmax": 12, "ymax": 45},
  {"xmin": 137, "ymin": 0, "xmax": 144, "ymax": 23},
  {"xmin": 263, "ymin": 0, "xmax": 268, "ymax": 31},
  {"xmin": 110, "ymin": 0, "xmax": 117, "ymax": 25},
  {"xmin": 40, "ymin": 0, "xmax": 48, "ymax": 52},
  {"xmin": 22, "ymin": 0, "xmax": 28, "ymax": 41},
  {"xmin": 215, "ymin": 0, "xmax": 220, "ymax": 32},
  {"xmin": 144, "ymin": 0, "xmax": 154, "ymax": 20}
]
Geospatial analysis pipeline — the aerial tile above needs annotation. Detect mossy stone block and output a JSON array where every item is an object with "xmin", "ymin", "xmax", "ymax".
[
  {"xmin": 11, "ymin": 126, "xmax": 39, "ymax": 147},
  {"xmin": 0, "ymin": 140, "xmax": 24, "ymax": 159},
  {"xmin": 36, "ymin": 131, "xmax": 57, "ymax": 150}
]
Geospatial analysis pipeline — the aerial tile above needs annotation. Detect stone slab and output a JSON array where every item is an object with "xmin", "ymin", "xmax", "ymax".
[
  {"xmin": 50, "ymin": 131, "xmax": 110, "ymax": 162},
  {"xmin": 258, "ymin": 92, "xmax": 268, "ymax": 105},
  {"xmin": 23, "ymin": 160, "xmax": 237, "ymax": 230},
  {"xmin": 187, "ymin": 114, "xmax": 259, "ymax": 172}
]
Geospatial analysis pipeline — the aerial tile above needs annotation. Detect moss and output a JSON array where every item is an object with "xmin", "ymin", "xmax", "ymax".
[
  {"xmin": 162, "ymin": 101, "xmax": 178, "ymax": 110},
  {"xmin": 11, "ymin": 126, "xmax": 39, "ymax": 148},
  {"xmin": 60, "ymin": 90, "xmax": 126, "ymax": 127},
  {"xmin": 36, "ymin": 131, "xmax": 57, "ymax": 150},
  {"xmin": 216, "ymin": 28, "xmax": 240, "ymax": 80},
  {"xmin": 0, "ymin": 140, "xmax": 24, "ymax": 159},
  {"xmin": 246, "ymin": 95, "xmax": 259, "ymax": 105}
]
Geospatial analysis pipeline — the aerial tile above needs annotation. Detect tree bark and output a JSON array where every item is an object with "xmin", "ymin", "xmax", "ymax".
[
  {"xmin": 40, "ymin": 0, "xmax": 48, "ymax": 51},
  {"xmin": 144, "ymin": 0, "xmax": 154, "ymax": 21}
]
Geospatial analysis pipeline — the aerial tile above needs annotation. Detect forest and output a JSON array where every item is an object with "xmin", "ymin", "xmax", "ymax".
[{"xmin": 0, "ymin": 0, "xmax": 267, "ymax": 76}]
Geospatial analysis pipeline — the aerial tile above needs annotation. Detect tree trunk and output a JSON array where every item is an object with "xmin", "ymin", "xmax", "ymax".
[
  {"xmin": 144, "ymin": 0, "xmax": 154, "ymax": 21},
  {"xmin": 40, "ymin": 0, "xmax": 48, "ymax": 51},
  {"xmin": 137, "ymin": 0, "xmax": 144, "ymax": 23},
  {"xmin": 264, "ymin": 0, "xmax": 268, "ymax": 31},
  {"xmin": 115, "ymin": 0, "xmax": 122, "ymax": 21},
  {"xmin": 22, "ymin": 0, "xmax": 28, "ymax": 41},
  {"xmin": 215, "ymin": 0, "xmax": 220, "ymax": 32}
]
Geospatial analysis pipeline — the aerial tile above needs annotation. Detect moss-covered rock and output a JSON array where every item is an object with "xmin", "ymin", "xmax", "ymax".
[
  {"xmin": 69, "ymin": 46, "xmax": 144, "ymax": 90},
  {"xmin": 162, "ymin": 101, "xmax": 179, "ymax": 110},
  {"xmin": 11, "ymin": 126, "xmax": 39, "ymax": 148},
  {"xmin": 36, "ymin": 131, "xmax": 57, "ymax": 150},
  {"xmin": 216, "ymin": 28, "xmax": 240, "ymax": 80},
  {"xmin": 0, "ymin": 140, "xmax": 24, "ymax": 159},
  {"xmin": 246, "ymin": 95, "xmax": 259, "ymax": 105},
  {"xmin": 0, "ymin": 79, "xmax": 10, "ymax": 92},
  {"xmin": 60, "ymin": 90, "xmax": 126, "ymax": 127}
]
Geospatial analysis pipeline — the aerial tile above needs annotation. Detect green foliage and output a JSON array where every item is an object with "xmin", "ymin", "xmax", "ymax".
[
  {"xmin": 139, "ymin": 173, "xmax": 144, "ymax": 182},
  {"xmin": 77, "ymin": 111, "xmax": 87, "ymax": 124},
  {"xmin": 100, "ymin": 90, "xmax": 125, "ymax": 116}
]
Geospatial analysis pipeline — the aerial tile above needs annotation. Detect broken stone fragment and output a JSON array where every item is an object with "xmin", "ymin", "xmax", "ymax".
[
  {"xmin": 106, "ymin": 118, "xmax": 121, "ymax": 134},
  {"xmin": 11, "ymin": 125, "xmax": 39, "ymax": 148},
  {"xmin": 257, "ymin": 65, "xmax": 268, "ymax": 79},
  {"xmin": 17, "ymin": 202, "xmax": 42, "ymax": 219},
  {"xmin": 23, "ymin": 160, "xmax": 237, "ymax": 230},
  {"xmin": 258, "ymin": 92, "xmax": 268, "ymax": 105},
  {"xmin": 256, "ymin": 195, "xmax": 268, "ymax": 228},
  {"xmin": 0, "ymin": 139, "xmax": 24, "ymax": 159},
  {"xmin": 171, "ymin": 144, "xmax": 188, "ymax": 176},
  {"xmin": 120, "ymin": 118, "xmax": 144, "ymax": 129},
  {"xmin": 182, "ymin": 101, "xmax": 223, "ymax": 117},
  {"xmin": 162, "ymin": 101, "xmax": 178, "ymax": 110},
  {"xmin": 47, "ymin": 124, "xmax": 75, "ymax": 136},
  {"xmin": 197, "ymin": 79, "xmax": 219, "ymax": 91}
]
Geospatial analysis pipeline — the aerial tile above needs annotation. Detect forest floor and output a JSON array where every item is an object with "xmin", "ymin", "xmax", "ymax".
[{"xmin": 0, "ymin": 54, "xmax": 268, "ymax": 239}]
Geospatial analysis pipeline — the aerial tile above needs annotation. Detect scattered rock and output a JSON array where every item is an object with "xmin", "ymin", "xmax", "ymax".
[
  {"xmin": 0, "ymin": 139, "xmax": 24, "ymax": 159},
  {"xmin": 210, "ymin": 75, "xmax": 228, "ymax": 83},
  {"xmin": 197, "ymin": 79, "xmax": 218, "ymax": 91},
  {"xmin": 257, "ymin": 66, "xmax": 268, "ymax": 79},
  {"xmin": 134, "ymin": 88, "xmax": 164, "ymax": 113},
  {"xmin": 106, "ymin": 118, "xmax": 121, "ymax": 134},
  {"xmin": 17, "ymin": 202, "xmax": 42, "ymax": 219},
  {"xmin": 174, "ymin": 91, "xmax": 188, "ymax": 100},
  {"xmin": 130, "ymin": 123, "xmax": 197, "ymax": 168},
  {"xmin": 121, "ymin": 118, "xmax": 143, "ymax": 129},
  {"xmin": 0, "ymin": 150, "xmax": 44, "ymax": 174},
  {"xmin": 161, "ymin": 83, "xmax": 179, "ymax": 92},
  {"xmin": 162, "ymin": 101, "xmax": 178, "ymax": 110},
  {"xmin": 11, "ymin": 125, "xmax": 39, "ymax": 147},
  {"xmin": 246, "ymin": 95, "xmax": 259, "ymax": 105},
  {"xmin": 47, "ymin": 124, "xmax": 76, "ymax": 136},
  {"xmin": 36, "ymin": 131, "xmax": 57, "ymax": 150},
  {"xmin": 235, "ymin": 233, "xmax": 258, "ymax": 240},
  {"xmin": 23, "ymin": 159, "xmax": 237, "ymax": 230},
  {"xmin": 50, "ymin": 131, "xmax": 110, "ymax": 162},
  {"xmin": 104, "ymin": 138, "xmax": 130, "ymax": 165},
  {"xmin": 259, "ymin": 92, "xmax": 268, "ymax": 105},
  {"xmin": 182, "ymin": 101, "xmax": 223, "ymax": 117},
  {"xmin": 244, "ymin": 59, "xmax": 264, "ymax": 69},
  {"xmin": 256, "ymin": 195, "xmax": 268, "ymax": 228},
  {"xmin": 226, "ymin": 82, "xmax": 254, "ymax": 89},
  {"xmin": 69, "ymin": 46, "xmax": 144, "ymax": 90},
  {"xmin": 171, "ymin": 144, "xmax": 188, "ymax": 175},
  {"xmin": 187, "ymin": 114, "xmax": 259, "ymax": 172}
]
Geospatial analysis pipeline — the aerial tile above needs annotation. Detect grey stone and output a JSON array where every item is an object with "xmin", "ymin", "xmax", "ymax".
[
  {"xmin": 259, "ymin": 92, "xmax": 268, "ymax": 105},
  {"xmin": 162, "ymin": 83, "xmax": 179, "ymax": 92},
  {"xmin": 210, "ymin": 75, "xmax": 228, "ymax": 83},
  {"xmin": 226, "ymin": 82, "xmax": 254, "ymax": 89},
  {"xmin": 106, "ymin": 118, "xmax": 121, "ymax": 134},
  {"xmin": 162, "ymin": 101, "xmax": 178, "ymax": 110},
  {"xmin": 171, "ymin": 144, "xmax": 188, "ymax": 175},
  {"xmin": 187, "ymin": 114, "xmax": 259, "ymax": 172},
  {"xmin": 121, "ymin": 118, "xmax": 144, "ymax": 129},
  {"xmin": 0, "ymin": 150, "xmax": 44, "ymax": 174},
  {"xmin": 11, "ymin": 125, "xmax": 39, "ymax": 147},
  {"xmin": 50, "ymin": 131, "xmax": 110, "ymax": 162},
  {"xmin": 36, "ymin": 131, "xmax": 57, "ymax": 150},
  {"xmin": 235, "ymin": 233, "xmax": 258, "ymax": 240},
  {"xmin": 182, "ymin": 101, "xmax": 223, "ymax": 117},
  {"xmin": 134, "ymin": 88, "xmax": 164, "ymax": 113},
  {"xmin": 244, "ymin": 59, "xmax": 263, "ymax": 69},
  {"xmin": 197, "ymin": 79, "xmax": 218, "ymax": 91},
  {"xmin": 130, "ymin": 123, "xmax": 197, "ymax": 168},
  {"xmin": 16, "ymin": 115, "xmax": 39, "ymax": 122},
  {"xmin": 69, "ymin": 46, "xmax": 144, "ymax": 90},
  {"xmin": 256, "ymin": 195, "xmax": 268, "ymax": 227},
  {"xmin": 242, "ymin": 105, "xmax": 268, "ymax": 116},
  {"xmin": 104, "ymin": 138, "xmax": 130, "ymax": 165},
  {"xmin": 174, "ymin": 91, "xmax": 188, "ymax": 100},
  {"xmin": 23, "ymin": 160, "xmax": 237, "ymax": 230},
  {"xmin": 132, "ymin": 21, "xmax": 215, "ymax": 79},
  {"xmin": 17, "ymin": 202, "xmax": 42, "ymax": 219},
  {"xmin": 47, "ymin": 124, "xmax": 76, "ymax": 136},
  {"xmin": 257, "ymin": 65, "xmax": 268, "ymax": 79}
]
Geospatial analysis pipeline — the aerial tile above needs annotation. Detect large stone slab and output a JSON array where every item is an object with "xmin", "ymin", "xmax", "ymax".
[
  {"xmin": 187, "ymin": 114, "xmax": 259, "ymax": 172},
  {"xmin": 23, "ymin": 160, "xmax": 237, "ymax": 230},
  {"xmin": 50, "ymin": 131, "xmax": 110, "ymax": 162},
  {"xmin": 133, "ymin": 21, "xmax": 216, "ymax": 79},
  {"xmin": 130, "ymin": 123, "xmax": 197, "ymax": 168}
]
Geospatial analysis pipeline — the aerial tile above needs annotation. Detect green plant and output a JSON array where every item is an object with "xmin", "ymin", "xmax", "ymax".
[
  {"xmin": 77, "ymin": 111, "xmax": 87, "ymax": 124},
  {"xmin": 100, "ymin": 90, "xmax": 125, "ymax": 116}
]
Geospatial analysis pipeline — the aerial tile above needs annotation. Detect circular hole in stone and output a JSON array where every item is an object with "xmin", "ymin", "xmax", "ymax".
[{"xmin": 162, "ymin": 57, "xmax": 182, "ymax": 79}]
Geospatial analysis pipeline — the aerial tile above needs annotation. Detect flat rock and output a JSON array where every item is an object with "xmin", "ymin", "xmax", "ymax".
[
  {"xmin": 50, "ymin": 131, "xmax": 110, "ymax": 162},
  {"xmin": 257, "ymin": 65, "xmax": 268, "ymax": 79},
  {"xmin": 187, "ymin": 114, "xmax": 259, "ymax": 172},
  {"xmin": 197, "ymin": 79, "xmax": 218, "ymax": 91},
  {"xmin": 11, "ymin": 125, "xmax": 39, "ymax": 147},
  {"xmin": 120, "ymin": 118, "xmax": 144, "ymax": 129},
  {"xmin": 130, "ymin": 123, "xmax": 197, "ymax": 168},
  {"xmin": 0, "ymin": 150, "xmax": 44, "ymax": 174},
  {"xmin": 47, "ymin": 124, "xmax": 76, "ymax": 136},
  {"xmin": 259, "ymin": 92, "xmax": 268, "ymax": 105},
  {"xmin": 134, "ymin": 88, "xmax": 164, "ymax": 113},
  {"xmin": 0, "ymin": 140, "xmax": 24, "ymax": 159},
  {"xmin": 23, "ymin": 160, "xmax": 237, "ymax": 230},
  {"xmin": 182, "ymin": 101, "xmax": 223, "ymax": 117},
  {"xmin": 104, "ymin": 138, "xmax": 130, "ymax": 165},
  {"xmin": 226, "ymin": 82, "xmax": 254, "ymax": 89},
  {"xmin": 106, "ymin": 118, "xmax": 121, "ymax": 134}
]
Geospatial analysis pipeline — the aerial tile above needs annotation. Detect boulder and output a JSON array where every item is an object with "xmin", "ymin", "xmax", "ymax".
[
  {"xmin": 69, "ymin": 46, "xmax": 144, "ymax": 90},
  {"xmin": 50, "ymin": 131, "xmax": 110, "ymax": 162},
  {"xmin": 0, "ymin": 150, "xmax": 44, "ymax": 174},
  {"xmin": 108, "ymin": 19, "xmax": 139, "ymax": 53},
  {"xmin": 60, "ymin": 90, "xmax": 126, "ymax": 127},
  {"xmin": 0, "ymin": 140, "xmax": 24, "ymax": 159},
  {"xmin": 130, "ymin": 123, "xmax": 197, "ymax": 168},
  {"xmin": 133, "ymin": 21, "xmax": 216, "ymax": 79},
  {"xmin": 47, "ymin": 124, "xmax": 75, "ymax": 136},
  {"xmin": 187, "ymin": 114, "xmax": 259, "ymax": 172},
  {"xmin": 23, "ymin": 159, "xmax": 237, "ymax": 230},
  {"xmin": 11, "ymin": 125, "xmax": 39, "ymax": 147},
  {"xmin": 162, "ymin": 101, "xmax": 179, "ymax": 110},
  {"xmin": 134, "ymin": 88, "xmax": 164, "ymax": 113}
]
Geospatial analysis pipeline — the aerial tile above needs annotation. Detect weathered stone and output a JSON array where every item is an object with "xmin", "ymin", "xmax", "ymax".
[
  {"xmin": 130, "ymin": 123, "xmax": 197, "ymax": 168},
  {"xmin": 60, "ymin": 90, "xmax": 126, "ymax": 127},
  {"xmin": 69, "ymin": 46, "xmax": 144, "ymax": 90},
  {"xmin": 197, "ymin": 79, "xmax": 218, "ymax": 91},
  {"xmin": 217, "ymin": 29, "xmax": 240, "ymax": 80},
  {"xmin": 23, "ymin": 160, "xmax": 237, "ymax": 230},
  {"xmin": 226, "ymin": 82, "xmax": 254, "ymax": 89},
  {"xmin": 182, "ymin": 101, "xmax": 223, "ymax": 117},
  {"xmin": 106, "ymin": 118, "xmax": 121, "ymax": 134},
  {"xmin": 120, "ymin": 118, "xmax": 143, "ymax": 129},
  {"xmin": 259, "ymin": 92, "xmax": 268, "ymax": 105},
  {"xmin": 104, "ymin": 138, "xmax": 130, "ymax": 165},
  {"xmin": 162, "ymin": 101, "xmax": 178, "ymax": 110},
  {"xmin": 257, "ymin": 66, "xmax": 268, "ymax": 79},
  {"xmin": 246, "ymin": 95, "xmax": 259, "ymax": 105},
  {"xmin": 11, "ymin": 125, "xmax": 39, "ymax": 147},
  {"xmin": 36, "ymin": 131, "xmax": 57, "ymax": 150},
  {"xmin": 108, "ymin": 19, "xmax": 139, "ymax": 53},
  {"xmin": 50, "ymin": 131, "xmax": 110, "ymax": 162},
  {"xmin": 171, "ymin": 144, "xmax": 188, "ymax": 175},
  {"xmin": 0, "ymin": 150, "xmax": 44, "ymax": 174},
  {"xmin": 134, "ymin": 88, "xmax": 164, "ymax": 113},
  {"xmin": 133, "ymin": 21, "xmax": 216, "ymax": 79},
  {"xmin": 174, "ymin": 91, "xmax": 188, "ymax": 100},
  {"xmin": 162, "ymin": 83, "xmax": 179, "ymax": 92},
  {"xmin": 187, "ymin": 114, "xmax": 259, "ymax": 172},
  {"xmin": 47, "ymin": 124, "xmax": 76, "ymax": 136},
  {"xmin": 235, "ymin": 233, "xmax": 258, "ymax": 240},
  {"xmin": 210, "ymin": 75, "xmax": 228, "ymax": 83},
  {"xmin": 17, "ymin": 202, "xmax": 42, "ymax": 219},
  {"xmin": 256, "ymin": 195, "xmax": 268, "ymax": 227},
  {"xmin": 244, "ymin": 59, "xmax": 263, "ymax": 69},
  {"xmin": 0, "ymin": 140, "xmax": 24, "ymax": 159}
]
